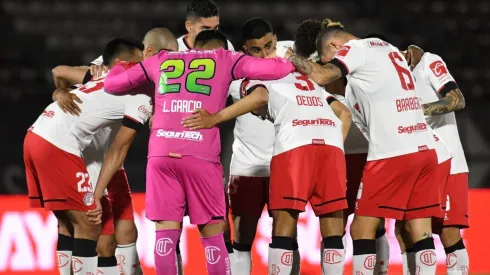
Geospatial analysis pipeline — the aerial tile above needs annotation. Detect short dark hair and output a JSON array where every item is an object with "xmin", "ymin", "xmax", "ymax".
[
  {"xmin": 102, "ymin": 38, "xmax": 144, "ymax": 66},
  {"xmin": 364, "ymin": 33, "xmax": 390, "ymax": 43},
  {"xmin": 241, "ymin": 17, "xmax": 273, "ymax": 42},
  {"xmin": 194, "ymin": 29, "xmax": 228, "ymax": 50},
  {"xmin": 186, "ymin": 0, "xmax": 219, "ymax": 20},
  {"xmin": 316, "ymin": 19, "xmax": 347, "ymax": 56},
  {"xmin": 294, "ymin": 19, "xmax": 321, "ymax": 58}
]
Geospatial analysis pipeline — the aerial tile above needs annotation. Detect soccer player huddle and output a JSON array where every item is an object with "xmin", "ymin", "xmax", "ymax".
[{"xmin": 22, "ymin": 0, "xmax": 469, "ymax": 275}]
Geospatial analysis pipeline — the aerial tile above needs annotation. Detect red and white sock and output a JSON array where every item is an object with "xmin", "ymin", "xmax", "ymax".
[
  {"xmin": 321, "ymin": 236, "xmax": 345, "ymax": 274},
  {"xmin": 374, "ymin": 229, "xmax": 389, "ymax": 274},
  {"xmin": 71, "ymin": 239, "xmax": 98, "ymax": 275},
  {"xmin": 116, "ymin": 242, "xmax": 143, "ymax": 275},
  {"xmin": 269, "ymin": 237, "xmax": 294, "ymax": 275},
  {"xmin": 445, "ymin": 239, "xmax": 469, "ymax": 275},
  {"xmin": 352, "ymin": 239, "xmax": 377, "ymax": 275},
  {"xmin": 56, "ymin": 234, "xmax": 73, "ymax": 275},
  {"xmin": 413, "ymin": 238, "xmax": 437, "ymax": 275}
]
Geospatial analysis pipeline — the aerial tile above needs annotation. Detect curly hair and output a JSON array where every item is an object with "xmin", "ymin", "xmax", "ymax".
[
  {"xmin": 294, "ymin": 19, "xmax": 321, "ymax": 58},
  {"xmin": 186, "ymin": 0, "xmax": 220, "ymax": 20}
]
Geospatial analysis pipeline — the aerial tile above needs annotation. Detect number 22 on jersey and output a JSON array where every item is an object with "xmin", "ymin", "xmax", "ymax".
[{"xmin": 158, "ymin": 58, "xmax": 216, "ymax": 95}]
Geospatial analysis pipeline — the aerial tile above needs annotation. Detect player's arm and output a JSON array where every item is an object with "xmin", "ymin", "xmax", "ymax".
[
  {"xmin": 103, "ymin": 59, "xmax": 155, "ymax": 94},
  {"xmin": 230, "ymin": 53, "xmax": 295, "ymax": 81},
  {"xmin": 86, "ymin": 125, "xmax": 138, "ymax": 223},
  {"xmin": 52, "ymin": 65, "xmax": 90, "ymax": 89},
  {"xmin": 422, "ymin": 55, "xmax": 465, "ymax": 115},
  {"xmin": 329, "ymin": 98, "xmax": 352, "ymax": 142},
  {"xmin": 182, "ymin": 86, "xmax": 269, "ymax": 130},
  {"xmin": 422, "ymin": 85, "xmax": 465, "ymax": 115},
  {"xmin": 284, "ymin": 52, "xmax": 344, "ymax": 86}
]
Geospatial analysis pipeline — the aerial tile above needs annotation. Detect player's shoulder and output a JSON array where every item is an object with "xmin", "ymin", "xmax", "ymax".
[{"xmin": 421, "ymin": 52, "xmax": 446, "ymax": 67}]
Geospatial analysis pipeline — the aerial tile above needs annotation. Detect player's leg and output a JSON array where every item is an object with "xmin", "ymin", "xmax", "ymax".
[
  {"xmin": 182, "ymin": 157, "xmax": 230, "ymax": 274},
  {"xmin": 24, "ymin": 134, "xmax": 77, "ymax": 275},
  {"xmin": 268, "ymin": 146, "xmax": 315, "ymax": 275},
  {"xmin": 404, "ymin": 150, "xmax": 445, "ymax": 275},
  {"xmin": 352, "ymin": 153, "xmax": 422, "ymax": 275},
  {"xmin": 146, "ymin": 157, "xmax": 185, "ymax": 275},
  {"xmin": 440, "ymin": 173, "xmax": 470, "ymax": 274},
  {"xmin": 108, "ymin": 169, "xmax": 144, "ymax": 275},
  {"xmin": 53, "ymin": 211, "xmax": 75, "ymax": 275},
  {"xmin": 229, "ymin": 176, "xmax": 268, "ymax": 275},
  {"xmin": 395, "ymin": 220, "xmax": 415, "ymax": 275},
  {"xmin": 345, "ymin": 153, "xmax": 390, "ymax": 273},
  {"xmin": 95, "ymin": 196, "xmax": 119, "ymax": 275},
  {"xmin": 27, "ymin": 132, "xmax": 100, "ymax": 274},
  {"xmin": 222, "ymin": 177, "xmax": 235, "ymax": 273},
  {"xmin": 312, "ymin": 145, "xmax": 348, "ymax": 274},
  {"xmin": 374, "ymin": 219, "xmax": 390, "ymax": 274}
]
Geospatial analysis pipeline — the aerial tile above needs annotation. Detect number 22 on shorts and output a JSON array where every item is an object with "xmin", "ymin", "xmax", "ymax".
[{"xmin": 159, "ymin": 58, "xmax": 216, "ymax": 95}]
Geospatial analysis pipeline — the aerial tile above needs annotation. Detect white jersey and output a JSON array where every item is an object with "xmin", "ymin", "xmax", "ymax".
[
  {"xmin": 333, "ymin": 38, "xmax": 435, "ymax": 161},
  {"xmin": 412, "ymin": 53, "xmax": 468, "ymax": 174},
  {"xmin": 227, "ymin": 41, "xmax": 295, "ymax": 177},
  {"xmin": 228, "ymin": 80, "xmax": 274, "ymax": 176},
  {"xmin": 244, "ymin": 72, "xmax": 344, "ymax": 156},
  {"xmin": 31, "ymin": 74, "xmax": 152, "ymax": 161},
  {"xmin": 177, "ymin": 35, "xmax": 234, "ymax": 52},
  {"xmin": 333, "ymin": 94, "xmax": 369, "ymax": 154}
]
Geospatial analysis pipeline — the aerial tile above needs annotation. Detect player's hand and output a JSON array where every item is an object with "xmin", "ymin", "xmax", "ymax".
[
  {"xmin": 86, "ymin": 197, "xmax": 103, "ymax": 225},
  {"xmin": 90, "ymin": 64, "xmax": 108, "ymax": 79},
  {"xmin": 405, "ymin": 45, "xmax": 424, "ymax": 69},
  {"xmin": 55, "ymin": 89, "xmax": 83, "ymax": 116},
  {"xmin": 181, "ymin": 108, "xmax": 217, "ymax": 130}
]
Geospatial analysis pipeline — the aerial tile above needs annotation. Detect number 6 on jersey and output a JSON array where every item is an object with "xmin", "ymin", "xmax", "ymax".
[{"xmin": 159, "ymin": 58, "xmax": 216, "ymax": 95}]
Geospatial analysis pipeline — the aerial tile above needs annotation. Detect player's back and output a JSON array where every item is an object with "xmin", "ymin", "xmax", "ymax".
[
  {"xmin": 254, "ymin": 72, "xmax": 343, "ymax": 156},
  {"xmin": 339, "ymin": 38, "xmax": 435, "ymax": 160},
  {"xmin": 31, "ymin": 76, "xmax": 151, "ymax": 156},
  {"xmin": 145, "ymin": 49, "xmax": 246, "ymax": 162}
]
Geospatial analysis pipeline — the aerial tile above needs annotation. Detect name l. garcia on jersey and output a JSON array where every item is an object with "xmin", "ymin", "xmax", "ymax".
[{"xmin": 162, "ymin": 100, "xmax": 202, "ymax": 113}]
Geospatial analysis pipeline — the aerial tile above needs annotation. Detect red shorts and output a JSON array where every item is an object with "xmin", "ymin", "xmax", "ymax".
[
  {"xmin": 433, "ymin": 172, "xmax": 469, "ymax": 232},
  {"xmin": 269, "ymin": 144, "xmax": 347, "ymax": 216},
  {"xmin": 345, "ymin": 154, "xmax": 367, "ymax": 216},
  {"xmin": 100, "ymin": 196, "xmax": 115, "ymax": 235},
  {"xmin": 228, "ymin": 176, "xmax": 269, "ymax": 217},
  {"xmin": 107, "ymin": 169, "xmax": 134, "ymax": 221},
  {"xmin": 24, "ymin": 132, "xmax": 95, "ymax": 211},
  {"xmin": 356, "ymin": 150, "xmax": 444, "ymax": 220}
]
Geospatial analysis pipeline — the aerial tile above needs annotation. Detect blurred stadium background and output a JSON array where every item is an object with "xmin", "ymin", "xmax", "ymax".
[{"xmin": 0, "ymin": 0, "xmax": 489, "ymax": 274}]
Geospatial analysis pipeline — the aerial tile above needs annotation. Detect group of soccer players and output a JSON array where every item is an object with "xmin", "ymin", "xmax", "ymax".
[{"xmin": 23, "ymin": 0, "xmax": 470, "ymax": 275}]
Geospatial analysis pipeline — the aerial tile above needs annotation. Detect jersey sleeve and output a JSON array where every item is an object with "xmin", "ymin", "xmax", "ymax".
[
  {"xmin": 104, "ymin": 59, "xmax": 155, "ymax": 94},
  {"xmin": 330, "ymin": 40, "xmax": 366, "ymax": 76},
  {"xmin": 227, "ymin": 51, "xmax": 294, "ymax": 81},
  {"xmin": 323, "ymin": 90, "xmax": 338, "ymax": 105},
  {"xmin": 122, "ymin": 94, "xmax": 152, "ymax": 130},
  {"xmin": 239, "ymin": 79, "xmax": 267, "ymax": 99},
  {"xmin": 424, "ymin": 53, "xmax": 458, "ymax": 96}
]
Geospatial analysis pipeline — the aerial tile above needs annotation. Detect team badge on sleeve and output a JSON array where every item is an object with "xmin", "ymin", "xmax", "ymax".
[
  {"xmin": 335, "ymin": 46, "xmax": 351, "ymax": 58},
  {"xmin": 429, "ymin": 60, "xmax": 448, "ymax": 77}
]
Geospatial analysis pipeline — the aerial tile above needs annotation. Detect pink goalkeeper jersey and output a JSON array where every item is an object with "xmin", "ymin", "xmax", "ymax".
[{"xmin": 104, "ymin": 48, "xmax": 295, "ymax": 162}]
